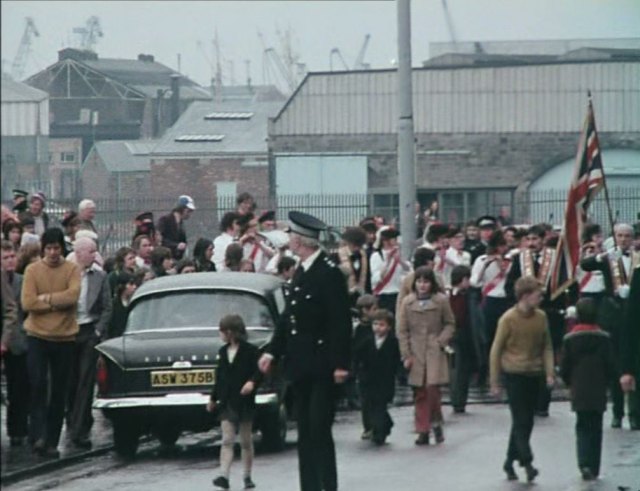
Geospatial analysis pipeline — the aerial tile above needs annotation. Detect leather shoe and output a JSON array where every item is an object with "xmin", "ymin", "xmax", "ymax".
[
  {"xmin": 414, "ymin": 432, "xmax": 430, "ymax": 445},
  {"xmin": 212, "ymin": 476, "xmax": 229, "ymax": 490},
  {"xmin": 611, "ymin": 416, "xmax": 622, "ymax": 428},
  {"xmin": 580, "ymin": 467, "xmax": 595, "ymax": 481},
  {"xmin": 40, "ymin": 446, "xmax": 60, "ymax": 459},
  {"xmin": 629, "ymin": 418, "xmax": 639, "ymax": 430},
  {"xmin": 243, "ymin": 476, "xmax": 256, "ymax": 489},
  {"xmin": 433, "ymin": 425, "xmax": 445, "ymax": 444},
  {"xmin": 525, "ymin": 464, "xmax": 539, "ymax": 483},
  {"xmin": 503, "ymin": 461, "xmax": 517, "ymax": 481}
]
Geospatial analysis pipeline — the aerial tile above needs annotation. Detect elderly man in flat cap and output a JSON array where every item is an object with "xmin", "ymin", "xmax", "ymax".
[
  {"xmin": 259, "ymin": 211, "xmax": 351, "ymax": 491},
  {"xmin": 18, "ymin": 191, "xmax": 49, "ymax": 236}
]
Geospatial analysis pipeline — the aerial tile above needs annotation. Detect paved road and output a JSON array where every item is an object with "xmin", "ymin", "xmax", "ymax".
[{"xmin": 6, "ymin": 401, "xmax": 639, "ymax": 491}]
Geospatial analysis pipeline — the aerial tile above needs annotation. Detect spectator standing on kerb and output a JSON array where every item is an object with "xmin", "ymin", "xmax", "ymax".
[
  {"xmin": 157, "ymin": 195, "xmax": 195, "ymax": 261},
  {"xmin": 21, "ymin": 228, "xmax": 81, "ymax": 459},
  {"xmin": 236, "ymin": 192, "xmax": 255, "ymax": 216},
  {"xmin": 1, "ymin": 240, "xmax": 30, "ymax": 446},
  {"xmin": 66, "ymin": 236, "xmax": 112, "ymax": 449},
  {"xmin": 213, "ymin": 212, "xmax": 241, "ymax": 272}
]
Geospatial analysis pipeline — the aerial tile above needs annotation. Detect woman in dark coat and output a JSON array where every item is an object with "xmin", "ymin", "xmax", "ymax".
[{"xmin": 561, "ymin": 298, "xmax": 617, "ymax": 481}]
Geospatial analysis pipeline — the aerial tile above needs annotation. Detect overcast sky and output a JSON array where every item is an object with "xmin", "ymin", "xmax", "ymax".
[{"xmin": 2, "ymin": 0, "xmax": 639, "ymax": 89}]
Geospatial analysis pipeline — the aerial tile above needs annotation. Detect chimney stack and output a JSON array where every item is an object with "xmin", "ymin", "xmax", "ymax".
[{"xmin": 170, "ymin": 74, "xmax": 180, "ymax": 126}]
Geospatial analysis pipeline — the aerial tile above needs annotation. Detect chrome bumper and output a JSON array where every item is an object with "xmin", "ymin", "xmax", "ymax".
[{"xmin": 93, "ymin": 392, "xmax": 279, "ymax": 410}]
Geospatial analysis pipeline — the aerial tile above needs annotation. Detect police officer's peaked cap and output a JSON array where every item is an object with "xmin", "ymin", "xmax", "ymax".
[
  {"xmin": 287, "ymin": 211, "xmax": 327, "ymax": 239},
  {"xmin": 12, "ymin": 189, "xmax": 28, "ymax": 199},
  {"xmin": 476, "ymin": 215, "xmax": 497, "ymax": 229},
  {"xmin": 135, "ymin": 211, "xmax": 154, "ymax": 223},
  {"xmin": 258, "ymin": 210, "xmax": 276, "ymax": 223}
]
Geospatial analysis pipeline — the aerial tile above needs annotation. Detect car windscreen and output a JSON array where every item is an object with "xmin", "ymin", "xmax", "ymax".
[{"xmin": 126, "ymin": 291, "xmax": 275, "ymax": 333}]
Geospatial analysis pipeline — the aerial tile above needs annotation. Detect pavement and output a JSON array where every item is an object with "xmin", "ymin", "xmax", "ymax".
[{"xmin": 4, "ymin": 401, "xmax": 639, "ymax": 491}]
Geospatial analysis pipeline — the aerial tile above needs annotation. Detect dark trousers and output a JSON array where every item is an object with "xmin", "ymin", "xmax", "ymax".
[
  {"xmin": 27, "ymin": 336, "xmax": 74, "ymax": 448},
  {"xmin": 449, "ymin": 340, "xmax": 474, "ymax": 410},
  {"xmin": 67, "ymin": 325, "xmax": 99, "ymax": 440},
  {"xmin": 482, "ymin": 297, "xmax": 511, "ymax": 351},
  {"xmin": 376, "ymin": 293, "xmax": 398, "ymax": 316},
  {"xmin": 360, "ymin": 388, "xmax": 393, "ymax": 441},
  {"xmin": 293, "ymin": 377, "xmax": 337, "ymax": 491},
  {"xmin": 505, "ymin": 373, "xmax": 541, "ymax": 466},
  {"xmin": 575, "ymin": 411, "xmax": 603, "ymax": 476},
  {"xmin": 4, "ymin": 351, "xmax": 30, "ymax": 438},
  {"xmin": 358, "ymin": 380, "xmax": 371, "ymax": 432}
]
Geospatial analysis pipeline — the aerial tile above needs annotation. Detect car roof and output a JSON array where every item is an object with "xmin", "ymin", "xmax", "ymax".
[{"xmin": 132, "ymin": 272, "xmax": 285, "ymax": 303}]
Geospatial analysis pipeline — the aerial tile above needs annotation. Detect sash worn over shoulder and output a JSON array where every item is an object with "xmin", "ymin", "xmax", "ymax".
[{"xmin": 521, "ymin": 248, "xmax": 554, "ymax": 290}]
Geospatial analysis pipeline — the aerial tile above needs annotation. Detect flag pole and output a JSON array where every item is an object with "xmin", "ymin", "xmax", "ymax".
[{"xmin": 588, "ymin": 91, "xmax": 618, "ymax": 248}]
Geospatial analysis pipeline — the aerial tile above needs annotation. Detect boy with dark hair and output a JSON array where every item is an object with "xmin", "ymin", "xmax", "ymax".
[
  {"xmin": 353, "ymin": 294, "xmax": 377, "ymax": 438},
  {"xmin": 276, "ymin": 256, "xmax": 297, "ymax": 281},
  {"xmin": 354, "ymin": 308, "xmax": 400, "ymax": 445},
  {"xmin": 560, "ymin": 298, "xmax": 616, "ymax": 481},
  {"xmin": 448, "ymin": 264, "xmax": 475, "ymax": 413}
]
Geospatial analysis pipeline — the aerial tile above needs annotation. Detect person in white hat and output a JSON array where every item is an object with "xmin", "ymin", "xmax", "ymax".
[{"xmin": 157, "ymin": 195, "xmax": 195, "ymax": 260}]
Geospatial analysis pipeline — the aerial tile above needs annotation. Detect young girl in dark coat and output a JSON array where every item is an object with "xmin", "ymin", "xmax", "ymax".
[
  {"xmin": 208, "ymin": 314, "xmax": 261, "ymax": 490},
  {"xmin": 354, "ymin": 308, "xmax": 400, "ymax": 445},
  {"xmin": 560, "ymin": 298, "xmax": 617, "ymax": 481}
]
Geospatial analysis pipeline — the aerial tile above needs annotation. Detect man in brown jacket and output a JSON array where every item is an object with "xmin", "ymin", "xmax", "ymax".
[{"xmin": 22, "ymin": 228, "xmax": 81, "ymax": 458}]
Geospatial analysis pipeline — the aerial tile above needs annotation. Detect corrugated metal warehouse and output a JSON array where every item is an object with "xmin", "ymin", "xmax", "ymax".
[
  {"xmin": 268, "ymin": 47, "xmax": 640, "ymax": 225},
  {"xmin": 1, "ymin": 74, "xmax": 50, "ymax": 196}
]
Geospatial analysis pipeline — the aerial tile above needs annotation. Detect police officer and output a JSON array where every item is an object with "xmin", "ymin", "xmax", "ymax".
[
  {"xmin": 12, "ymin": 189, "xmax": 29, "ymax": 214},
  {"xmin": 259, "ymin": 211, "xmax": 351, "ymax": 491}
]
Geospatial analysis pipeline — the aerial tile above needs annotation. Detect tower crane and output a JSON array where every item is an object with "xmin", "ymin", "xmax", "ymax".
[
  {"xmin": 73, "ymin": 16, "xmax": 103, "ymax": 52},
  {"xmin": 441, "ymin": 0, "xmax": 458, "ymax": 49},
  {"xmin": 11, "ymin": 17, "xmax": 39, "ymax": 81},
  {"xmin": 329, "ymin": 48, "xmax": 349, "ymax": 71},
  {"xmin": 353, "ymin": 34, "xmax": 371, "ymax": 70}
]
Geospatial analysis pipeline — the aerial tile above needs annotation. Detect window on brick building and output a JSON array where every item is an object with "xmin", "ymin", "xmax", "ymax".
[{"xmin": 61, "ymin": 152, "xmax": 76, "ymax": 162}]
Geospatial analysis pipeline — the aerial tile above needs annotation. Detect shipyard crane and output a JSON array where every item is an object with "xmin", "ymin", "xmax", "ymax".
[
  {"xmin": 441, "ymin": 0, "xmax": 458, "ymax": 48},
  {"xmin": 353, "ymin": 34, "xmax": 371, "ymax": 70},
  {"xmin": 11, "ymin": 17, "xmax": 39, "ymax": 81},
  {"xmin": 73, "ymin": 16, "xmax": 103, "ymax": 52},
  {"xmin": 258, "ymin": 30, "xmax": 296, "ymax": 93},
  {"xmin": 329, "ymin": 48, "xmax": 349, "ymax": 71}
]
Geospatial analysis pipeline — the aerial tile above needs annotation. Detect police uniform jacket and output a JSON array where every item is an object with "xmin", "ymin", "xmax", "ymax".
[{"xmin": 268, "ymin": 251, "xmax": 352, "ymax": 382}]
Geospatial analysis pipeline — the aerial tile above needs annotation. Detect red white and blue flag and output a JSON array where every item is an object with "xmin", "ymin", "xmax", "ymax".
[{"xmin": 550, "ymin": 96, "xmax": 606, "ymax": 299}]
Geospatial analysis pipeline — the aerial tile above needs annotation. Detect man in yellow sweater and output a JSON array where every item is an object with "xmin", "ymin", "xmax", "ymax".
[
  {"xmin": 490, "ymin": 276, "xmax": 554, "ymax": 484},
  {"xmin": 21, "ymin": 228, "xmax": 81, "ymax": 459}
]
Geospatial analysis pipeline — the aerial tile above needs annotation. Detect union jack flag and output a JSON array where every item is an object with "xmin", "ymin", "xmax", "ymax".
[{"xmin": 550, "ymin": 96, "xmax": 606, "ymax": 299}]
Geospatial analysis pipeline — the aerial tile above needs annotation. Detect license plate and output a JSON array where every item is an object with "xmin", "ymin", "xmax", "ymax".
[{"xmin": 151, "ymin": 369, "xmax": 215, "ymax": 387}]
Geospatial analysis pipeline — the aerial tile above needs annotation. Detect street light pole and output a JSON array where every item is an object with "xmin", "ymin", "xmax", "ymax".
[{"xmin": 397, "ymin": 0, "xmax": 417, "ymax": 258}]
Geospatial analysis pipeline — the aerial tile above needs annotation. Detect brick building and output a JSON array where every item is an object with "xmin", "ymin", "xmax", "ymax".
[
  {"xmin": 267, "ymin": 46, "xmax": 640, "ymax": 225},
  {"xmin": 81, "ymin": 140, "xmax": 154, "ymax": 200},
  {"xmin": 48, "ymin": 137, "xmax": 83, "ymax": 200},
  {"xmin": 150, "ymin": 88, "xmax": 286, "ymax": 206}
]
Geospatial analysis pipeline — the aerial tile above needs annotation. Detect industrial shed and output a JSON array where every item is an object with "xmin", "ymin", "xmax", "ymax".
[{"xmin": 268, "ymin": 47, "xmax": 640, "ymax": 225}]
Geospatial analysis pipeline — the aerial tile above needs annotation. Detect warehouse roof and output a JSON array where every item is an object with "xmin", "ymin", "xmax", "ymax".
[{"xmin": 1, "ymin": 74, "xmax": 49, "ymax": 102}]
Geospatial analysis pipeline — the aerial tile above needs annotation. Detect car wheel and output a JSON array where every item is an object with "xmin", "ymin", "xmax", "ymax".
[
  {"xmin": 113, "ymin": 417, "xmax": 141, "ymax": 459},
  {"xmin": 260, "ymin": 401, "xmax": 287, "ymax": 452},
  {"xmin": 155, "ymin": 426, "xmax": 181, "ymax": 447}
]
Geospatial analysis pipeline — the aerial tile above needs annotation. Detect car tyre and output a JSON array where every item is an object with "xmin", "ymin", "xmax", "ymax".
[
  {"xmin": 260, "ymin": 401, "xmax": 287, "ymax": 452},
  {"xmin": 113, "ymin": 417, "xmax": 140, "ymax": 460},
  {"xmin": 155, "ymin": 426, "xmax": 181, "ymax": 447}
]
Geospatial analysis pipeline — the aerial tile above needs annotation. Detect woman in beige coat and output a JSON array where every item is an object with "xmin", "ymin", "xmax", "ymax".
[{"xmin": 397, "ymin": 266, "xmax": 455, "ymax": 445}]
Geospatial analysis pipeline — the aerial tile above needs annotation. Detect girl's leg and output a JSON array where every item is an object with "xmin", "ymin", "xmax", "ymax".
[
  {"xmin": 414, "ymin": 387, "xmax": 431, "ymax": 433},
  {"xmin": 219, "ymin": 419, "xmax": 236, "ymax": 479},
  {"xmin": 239, "ymin": 419, "xmax": 254, "ymax": 478},
  {"xmin": 428, "ymin": 386, "xmax": 443, "ymax": 424}
]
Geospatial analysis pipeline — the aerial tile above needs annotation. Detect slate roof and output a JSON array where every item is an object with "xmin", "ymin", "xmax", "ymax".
[
  {"xmin": 151, "ymin": 96, "xmax": 286, "ymax": 156},
  {"xmin": 1, "ymin": 74, "xmax": 49, "ymax": 102},
  {"xmin": 88, "ymin": 139, "xmax": 158, "ymax": 172}
]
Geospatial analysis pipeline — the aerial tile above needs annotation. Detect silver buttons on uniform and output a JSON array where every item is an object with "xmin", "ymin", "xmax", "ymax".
[
  {"xmin": 291, "ymin": 329, "xmax": 297, "ymax": 335},
  {"xmin": 317, "ymin": 339, "xmax": 324, "ymax": 345}
]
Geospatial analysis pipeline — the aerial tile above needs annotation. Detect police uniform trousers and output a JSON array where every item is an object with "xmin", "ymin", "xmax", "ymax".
[{"xmin": 293, "ymin": 374, "xmax": 337, "ymax": 491}]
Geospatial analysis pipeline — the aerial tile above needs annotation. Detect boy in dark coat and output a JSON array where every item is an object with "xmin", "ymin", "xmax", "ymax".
[
  {"xmin": 353, "ymin": 294, "xmax": 377, "ymax": 438},
  {"xmin": 560, "ymin": 298, "xmax": 617, "ymax": 481},
  {"xmin": 208, "ymin": 314, "xmax": 262, "ymax": 490},
  {"xmin": 354, "ymin": 309, "xmax": 400, "ymax": 445}
]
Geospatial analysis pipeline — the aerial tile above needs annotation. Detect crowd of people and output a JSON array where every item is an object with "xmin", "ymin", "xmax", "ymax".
[{"xmin": 1, "ymin": 188, "xmax": 639, "ymax": 487}]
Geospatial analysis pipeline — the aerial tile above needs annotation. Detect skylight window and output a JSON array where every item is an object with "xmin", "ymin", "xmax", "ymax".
[
  {"xmin": 174, "ymin": 135, "xmax": 225, "ymax": 142},
  {"xmin": 204, "ymin": 112, "xmax": 254, "ymax": 120}
]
